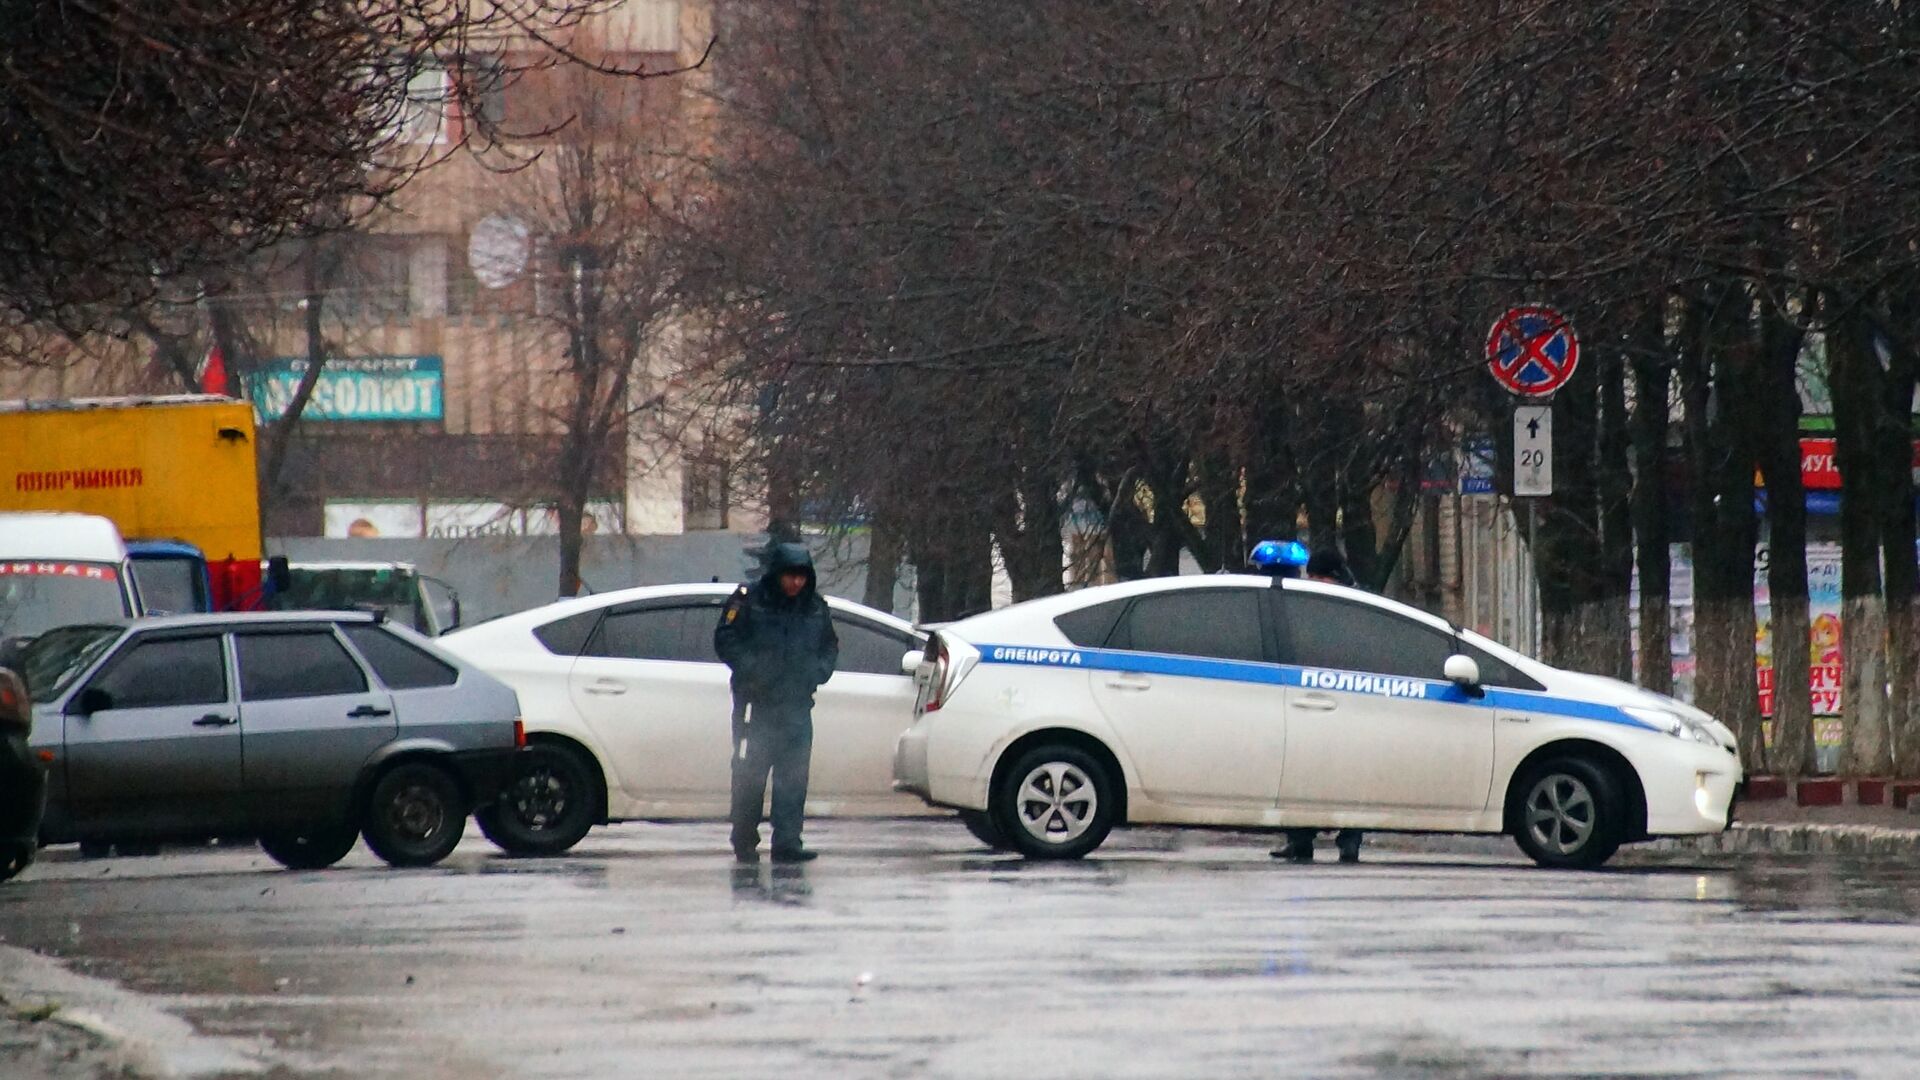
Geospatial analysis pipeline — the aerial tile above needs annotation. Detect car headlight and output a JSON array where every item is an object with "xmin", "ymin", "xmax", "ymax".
[{"xmin": 1624, "ymin": 706, "xmax": 1719, "ymax": 746}]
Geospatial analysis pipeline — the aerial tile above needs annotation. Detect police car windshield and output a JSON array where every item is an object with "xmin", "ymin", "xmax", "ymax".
[{"xmin": 0, "ymin": 562, "xmax": 131, "ymax": 640}]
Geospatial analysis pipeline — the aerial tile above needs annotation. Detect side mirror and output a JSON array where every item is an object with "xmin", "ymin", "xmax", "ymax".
[
  {"xmin": 900, "ymin": 650, "xmax": 925, "ymax": 677},
  {"xmin": 266, "ymin": 555, "xmax": 293, "ymax": 594},
  {"xmin": 71, "ymin": 687, "xmax": 114, "ymax": 716},
  {"xmin": 1444, "ymin": 654, "xmax": 1482, "ymax": 693}
]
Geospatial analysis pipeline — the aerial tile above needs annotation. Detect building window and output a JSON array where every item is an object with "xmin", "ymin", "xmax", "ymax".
[
  {"xmin": 683, "ymin": 458, "xmax": 729, "ymax": 531},
  {"xmin": 391, "ymin": 62, "xmax": 450, "ymax": 146}
]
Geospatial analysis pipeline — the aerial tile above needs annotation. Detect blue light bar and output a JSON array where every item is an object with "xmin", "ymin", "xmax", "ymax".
[{"xmin": 1249, "ymin": 539, "xmax": 1309, "ymax": 571}]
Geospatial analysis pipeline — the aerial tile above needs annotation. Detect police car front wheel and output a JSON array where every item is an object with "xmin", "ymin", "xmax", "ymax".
[
  {"xmin": 1511, "ymin": 757, "xmax": 1624, "ymax": 870},
  {"xmin": 992, "ymin": 744, "xmax": 1116, "ymax": 860}
]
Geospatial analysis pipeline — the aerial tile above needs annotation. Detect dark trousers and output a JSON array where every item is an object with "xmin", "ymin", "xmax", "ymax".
[{"xmin": 728, "ymin": 699, "xmax": 814, "ymax": 854}]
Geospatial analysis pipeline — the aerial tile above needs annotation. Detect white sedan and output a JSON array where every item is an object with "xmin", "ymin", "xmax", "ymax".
[
  {"xmin": 439, "ymin": 584, "xmax": 929, "ymax": 854},
  {"xmin": 893, "ymin": 574, "xmax": 1742, "ymax": 868}
]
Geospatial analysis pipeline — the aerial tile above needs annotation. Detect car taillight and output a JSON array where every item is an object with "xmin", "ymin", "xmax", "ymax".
[
  {"xmin": 923, "ymin": 638, "xmax": 952, "ymax": 713},
  {"xmin": 513, "ymin": 719, "xmax": 527, "ymax": 748}
]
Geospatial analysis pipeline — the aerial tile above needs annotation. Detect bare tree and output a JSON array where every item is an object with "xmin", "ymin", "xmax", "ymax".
[{"xmin": 493, "ymin": 55, "xmax": 696, "ymax": 597}]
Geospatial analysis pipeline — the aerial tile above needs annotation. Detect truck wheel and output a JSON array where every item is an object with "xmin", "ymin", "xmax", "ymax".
[
  {"xmin": 1511, "ymin": 757, "xmax": 1624, "ymax": 870},
  {"xmin": 475, "ymin": 744, "xmax": 597, "ymax": 856},
  {"xmin": 362, "ymin": 762, "xmax": 466, "ymax": 868},
  {"xmin": 259, "ymin": 825, "xmax": 358, "ymax": 870},
  {"xmin": 992, "ymin": 744, "xmax": 1116, "ymax": 860}
]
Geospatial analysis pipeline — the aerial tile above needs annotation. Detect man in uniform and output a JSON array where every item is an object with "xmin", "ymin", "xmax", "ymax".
[{"xmin": 715, "ymin": 543, "xmax": 839, "ymax": 863}]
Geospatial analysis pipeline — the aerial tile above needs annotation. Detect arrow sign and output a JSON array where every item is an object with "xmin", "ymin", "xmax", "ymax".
[{"xmin": 1514, "ymin": 405, "xmax": 1552, "ymax": 496}]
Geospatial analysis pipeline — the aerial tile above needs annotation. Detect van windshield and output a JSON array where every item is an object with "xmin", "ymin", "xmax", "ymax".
[
  {"xmin": 0, "ymin": 561, "xmax": 132, "ymax": 639},
  {"xmin": 129, "ymin": 556, "xmax": 207, "ymax": 615}
]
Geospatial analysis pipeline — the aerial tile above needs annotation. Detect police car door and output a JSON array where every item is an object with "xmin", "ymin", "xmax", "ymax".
[
  {"xmin": 1085, "ymin": 585, "xmax": 1286, "ymax": 809},
  {"xmin": 1270, "ymin": 588, "xmax": 1495, "ymax": 814}
]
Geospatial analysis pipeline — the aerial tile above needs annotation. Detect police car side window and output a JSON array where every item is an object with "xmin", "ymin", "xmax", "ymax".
[
  {"xmin": 1278, "ymin": 593, "xmax": 1451, "ymax": 681},
  {"xmin": 1114, "ymin": 589, "xmax": 1264, "ymax": 663},
  {"xmin": 1459, "ymin": 642, "xmax": 1545, "ymax": 692},
  {"xmin": 1054, "ymin": 598, "xmax": 1131, "ymax": 648}
]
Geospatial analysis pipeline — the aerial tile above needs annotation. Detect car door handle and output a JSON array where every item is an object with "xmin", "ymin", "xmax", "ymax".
[
  {"xmin": 1104, "ymin": 673, "xmax": 1152, "ymax": 692},
  {"xmin": 347, "ymin": 705, "xmax": 393, "ymax": 718},
  {"xmin": 583, "ymin": 680, "xmax": 628, "ymax": 696},
  {"xmin": 194, "ymin": 713, "xmax": 237, "ymax": 727},
  {"xmin": 1291, "ymin": 693, "xmax": 1338, "ymax": 712}
]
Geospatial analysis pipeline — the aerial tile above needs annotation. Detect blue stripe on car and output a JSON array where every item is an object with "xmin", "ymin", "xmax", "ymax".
[{"xmin": 975, "ymin": 644, "xmax": 1658, "ymax": 733}]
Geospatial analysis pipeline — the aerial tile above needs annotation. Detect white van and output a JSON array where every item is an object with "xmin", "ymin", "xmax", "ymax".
[{"xmin": 0, "ymin": 512, "xmax": 143, "ymax": 643}]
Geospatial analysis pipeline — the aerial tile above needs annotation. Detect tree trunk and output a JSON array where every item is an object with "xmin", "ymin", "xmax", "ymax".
[
  {"xmin": 1629, "ymin": 305, "xmax": 1674, "ymax": 696},
  {"xmin": 1877, "ymin": 297, "xmax": 1919, "ymax": 776},
  {"xmin": 1756, "ymin": 299, "xmax": 1814, "ymax": 777},
  {"xmin": 260, "ymin": 259, "xmax": 331, "ymax": 494},
  {"xmin": 1243, "ymin": 395, "xmax": 1300, "ymax": 548},
  {"xmin": 1828, "ymin": 305, "xmax": 1891, "ymax": 776},
  {"xmin": 862, "ymin": 508, "xmax": 903, "ymax": 614},
  {"xmin": 914, "ymin": 519, "xmax": 993, "ymax": 622},
  {"xmin": 556, "ymin": 499, "xmax": 585, "ymax": 599},
  {"xmin": 1681, "ymin": 289, "xmax": 1764, "ymax": 768},
  {"xmin": 1533, "ymin": 338, "xmax": 1602, "ymax": 670},
  {"xmin": 994, "ymin": 469, "xmax": 1065, "ymax": 602},
  {"xmin": 1594, "ymin": 342, "xmax": 1636, "ymax": 680}
]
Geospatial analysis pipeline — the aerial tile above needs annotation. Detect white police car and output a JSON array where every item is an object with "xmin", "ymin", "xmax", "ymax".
[{"xmin": 892, "ymin": 560, "xmax": 1741, "ymax": 869}]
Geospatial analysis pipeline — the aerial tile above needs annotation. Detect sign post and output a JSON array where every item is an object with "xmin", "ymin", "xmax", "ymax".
[
  {"xmin": 1487, "ymin": 304, "xmax": 1577, "ymax": 499},
  {"xmin": 1513, "ymin": 405, "xmax": 1553, "ymax": 496}
]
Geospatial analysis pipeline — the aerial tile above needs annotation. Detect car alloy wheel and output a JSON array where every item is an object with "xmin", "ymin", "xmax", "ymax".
[
  {"xmin": 388, "ymin": 781, "xmax": 447, "ymax": 843},
  {"xmin": 1511, "ymin": 756, "xmax": 1623, "ymax": 870},
  {"xmin": 362, "ymin": 762, "xmax": 466, "ymax": 868},
  {"xmin": 475, "ymin": 744, "xmax": 598, "ymax": 857},
  {"xmin": 1015, "ymin": 761, "xmax": 1099, "ymax": 844},
  {"xmin": 992, "ymin": 744, "xmax": 1117, "ymax": 860},
  {"xmin": 1525, "ymin": 772, "xmax": 1596, "ymax": 857}
]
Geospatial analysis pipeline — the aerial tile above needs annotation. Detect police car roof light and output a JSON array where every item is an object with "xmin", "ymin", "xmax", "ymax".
[{"xmin": 1249, "ymin": 539, "xmax": 1309, "ymax": 572}]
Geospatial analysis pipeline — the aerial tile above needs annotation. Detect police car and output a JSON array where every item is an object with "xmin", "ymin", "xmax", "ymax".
[{"xmin": 892, "ymin": 550, "xmax": 1741, "ymax": 869}]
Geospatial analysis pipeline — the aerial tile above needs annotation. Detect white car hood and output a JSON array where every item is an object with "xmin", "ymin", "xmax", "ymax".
[{"xmin": 1544, "ymin": 669, "xmax": 1738, "ymax": 752}]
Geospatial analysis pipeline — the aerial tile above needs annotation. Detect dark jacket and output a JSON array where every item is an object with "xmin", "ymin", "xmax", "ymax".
[{"xmin": 714, "ymin": 543, "xmax": 839, "ymax": 711}]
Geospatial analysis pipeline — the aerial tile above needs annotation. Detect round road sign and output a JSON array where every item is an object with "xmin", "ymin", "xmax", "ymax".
[{"xmin": 1486, "ymin": 305, "xmax": 1579, "ymax": 397}]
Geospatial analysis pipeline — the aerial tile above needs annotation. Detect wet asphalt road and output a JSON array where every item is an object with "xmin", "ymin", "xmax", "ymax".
[{"xmin": 3, "ymin": 821, "xmax": 1920, "ymax": 1079}]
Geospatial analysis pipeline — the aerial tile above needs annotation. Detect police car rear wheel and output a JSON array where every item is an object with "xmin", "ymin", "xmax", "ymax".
[
  {"xmin": 1513, "ymin": 757, "xmax": 1622, "ymax": 870},
  {"xmin": 993, "ymin": 745, "xmax": 1115, "ymax": 860}
]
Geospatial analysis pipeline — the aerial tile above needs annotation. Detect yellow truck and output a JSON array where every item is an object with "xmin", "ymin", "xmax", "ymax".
[{"xmin": 0, "ymin": 395, "xmax": 264, "ymax": 611}]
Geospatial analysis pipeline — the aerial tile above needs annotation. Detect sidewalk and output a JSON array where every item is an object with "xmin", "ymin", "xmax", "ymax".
[{"xmin": 1668, "ymin": 783, "xmax": 1920, "ymax": 857}]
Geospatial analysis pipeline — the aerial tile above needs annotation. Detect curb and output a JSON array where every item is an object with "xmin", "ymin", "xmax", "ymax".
[{"xmin": 1660, "ymin": 822, "xmax": 1920, "ymax": 857}]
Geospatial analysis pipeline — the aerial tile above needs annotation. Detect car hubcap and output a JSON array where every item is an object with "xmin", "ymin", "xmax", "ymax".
[
  {"xmin": 509, "ymin": 768, "xmax": 568, "ymax": 830},
  {"xmin": 1526, "ymin": 773, "xmax": 1596, "ymax": 855},
  {"xmin": 1015, "ymin": 762, "xmax": 1097, "ymax": 844},
  {"xmin": 391, "ymin": 784, "xmax": 446, "ymax": 843}
]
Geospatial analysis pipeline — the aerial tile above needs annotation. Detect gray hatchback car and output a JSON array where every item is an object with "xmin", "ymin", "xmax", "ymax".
[{"xmin": 20, "ymin": 611, "xmax": 522, "ymax": 871}]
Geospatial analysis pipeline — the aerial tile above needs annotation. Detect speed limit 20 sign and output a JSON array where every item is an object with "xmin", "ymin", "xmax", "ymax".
[{"xmin": 1514, "ymin": 405, "xmax": 1552, "ymax": 496}]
